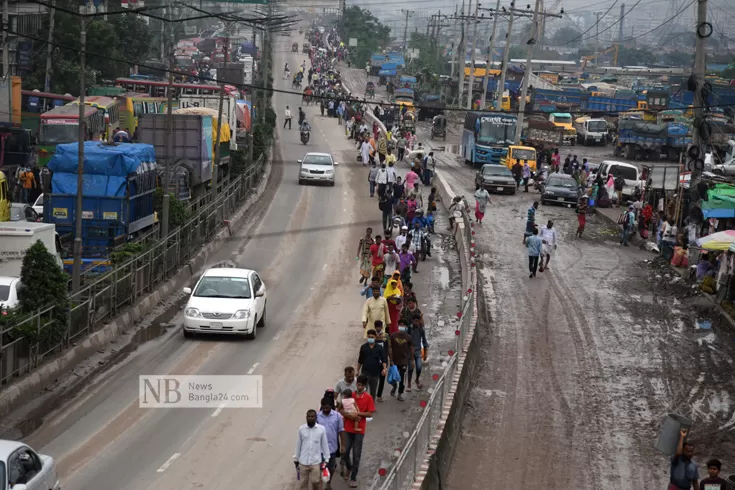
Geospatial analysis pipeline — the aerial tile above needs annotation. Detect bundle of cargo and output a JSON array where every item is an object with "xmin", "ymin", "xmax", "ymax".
[{"xmin": 618, "ymin": 119, "xmax": 667, "ymax": 136}]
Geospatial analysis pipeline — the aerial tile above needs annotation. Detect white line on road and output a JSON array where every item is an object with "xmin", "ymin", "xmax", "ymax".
[
  {"xmin": 156, "ymin": 453, "xmax": 180, "ymax": 473},
  {"xmin": 247, "ymin": 363, "xmax": 260, "ymax": 375},
  {"xmin": 211, "ymin": 403, "xmax": 226, "ymax": 417},
  {"xmin": 273, "ymin": 331, "xmax": 282, "ymax": 341}
]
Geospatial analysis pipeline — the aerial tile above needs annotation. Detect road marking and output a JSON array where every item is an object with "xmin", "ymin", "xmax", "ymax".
[
  {"xmin": 212, "ymin": 403, "xmax": 226, "ymax": 417},
  {"xmin": 273, "ymin": 331, "xmax": 282, "ymax": 341},
  {"xmin": 156, "ymin": 453, "xmax": 180, "ymax": 473},
  {"xmin": 247, "ymin": 362, "xmax": 260, "ymax": 375}
]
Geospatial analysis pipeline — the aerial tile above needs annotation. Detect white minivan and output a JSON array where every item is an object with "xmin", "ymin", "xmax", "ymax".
[{"xmin": 597, "ymin": 160, "xmax": 643, "ymax": 198}]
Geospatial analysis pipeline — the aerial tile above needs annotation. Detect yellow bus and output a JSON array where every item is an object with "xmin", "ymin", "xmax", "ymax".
[
  {"xmin": 71, "ymin": 96, "xmax": 121, "ymax": 140},
  {"xmin": 119, "ymin": 95, "xmax": 174, "ymax": 136}
]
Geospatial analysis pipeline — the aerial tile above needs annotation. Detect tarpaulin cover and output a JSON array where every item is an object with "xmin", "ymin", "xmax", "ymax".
[
  {"xmin": 702, "ymin": 184, "xmax": 735, "ymax": 218},
  {"xmin": 378, "ymin": 69, "xmax": 396, "ymax": 76},
  {"xmin": 236, "ymin": 100, "xmax": 252, "ymax": 132},
  {"xmin": 49, "ymin": 142, "xmax": 155, "ymax": 197}
]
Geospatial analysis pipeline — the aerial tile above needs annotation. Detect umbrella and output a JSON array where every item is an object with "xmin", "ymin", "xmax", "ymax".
[{"xmin": 696, "ymin": 230, "xmax": 735, "ymax": 250}]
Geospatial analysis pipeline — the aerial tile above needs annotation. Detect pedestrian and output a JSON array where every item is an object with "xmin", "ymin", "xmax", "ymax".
[
  {"xmin": 576, "ymin": 196, "xmax": 588, "ymax": 238},
  {"xmin": 700, "ymin": 459, "xmax": 727, "ymax": 489},
  {"xmin": 396, "ymin": 133, "xmax": 407, "ymax": 161},
  {"xmin": 394, "ymin": 198, "xmax": 408, "ymax": 221},
  {"xmin": 375, "ymin": 162, "xmax": 388, "ymax": 195},
  {"xmin": 405, "ymin": 165, "xmax": 420, "ymax": 192},
  {"xmin": 410, "ymin": 221, "xmax": 427, "ymax": 263},
  {"xmin": 356, "ymin": 227, "xmax": 374, "ymax": 285},
  {"xmin": 379, "ymin": 192, "xmax": 392, "ymax": 232},
  {"xmin": 406, "ymin": 194, "xmax": 418, "ymax": 224},
  {"xmin": 366, "ymin": 160, "xmax": 379, "ymax": 197},
  {"xmin": 614, "ymin": 174, "xmax": 625, "ymax": 207},
  {"xmin": 386, "ymin": 161, "xmax": 397, "ymax": 187},
  {"xmin": 372, "ymin": 321, "xmax": 390, "ymax": 402},
  {"xmin": 361, "ymin": 285, "xmax": 390, "ymax": 337},
  {"xmin": 523, "ymin": 201, "xmax": 539, "ymax": 245},
  {"xmin": 317, "ymin": 399, "xmax": 345, "ymax": 490},
  {"xmin": 551, "ymin": 148, "xmax": 560, "ymax": 172},
  {"xmin": 339, "ymin": 375, "xmax": 375, "ymax": 488},
  {"xmin": 620, "ymin": 205, "xmax": 635, "ymax": 246},
  {"xmin": 539, "ymin": 220, "xmax": 557, "ymax": 272},
  {"xmin": 392, "ymin": 176, "xmax": 405, "ymax": 211},
  {"xmin": 526, "ymin": 227, "xmax": 543, "ymax": 278},
  {"xmin": 395, "ymin": 226, "xmax": 409, "ymax": 252},
  {"xmin": 522, "ymin": 160, "xmax": 531, "ymax": 192},
  {"xmin": 423, "ymin": 152, "xmax": 434, "ymax": 185},
  {"xmin": 406, "ymin": 313, "xmax": 428, "ymax": 392},
  {"xmin": 388, "ymin": 319, "xmax": 414, "ymax": 401},
  {"xmin": 284, "ymin": 105, "xmax": 293, "ymax": 130},
  {"xmin": 383, "ymin": 275, "xmax": 403, "ymax": 332},
  {"xmin": 293, "ymin": 409, "xmax": 330, "ymax": 490},
  {"xmin": 400, "ymin": 295, "xmax": 424, "ymax": 326},
  {"xmin": 669, "ymin": 428, "xmax": 699, "ymax": 490},
  {"xmin": 335, "ymin": 366, "xmax": 357, "ymax": 400},
  {"xmin": 512, "ymin": 160, "xmax": 522, "ymax": 189},
  {"xmin": 474, "ymin": 184, "xmax": 491, "ymax": 224},
  {"xmin": 398, "ymin": 243, "xmax": 416, "ymax": 283},
  {"xmin": 357, "ymin": 329, "xmax": 388, "ymax": 398},
  {"xmin": 382, "ymin": 243, "xmax": 400, "ymax": 278}
]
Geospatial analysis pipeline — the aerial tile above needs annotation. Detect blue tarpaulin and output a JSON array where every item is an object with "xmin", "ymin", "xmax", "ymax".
[
  {"xmin": 49, "ymin": 142, "xmax": 156, "ymax": 197},
  {"xmin": 378, "ymin": 69, "xmax": 396, "ymax": 76}
]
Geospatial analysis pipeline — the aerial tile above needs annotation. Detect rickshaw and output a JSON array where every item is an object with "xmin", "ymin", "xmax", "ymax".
[
  {"xmin": 292, "ymin": 71, "xmax": 303, "ymax": 89},
  {"xmin": 431, "ymin": 114, "xmax": 447, "ymax": 141},
  {"xmin": 302, "ymin": 42, "xmax": 311, "ymax": 54},
  {"xmin": 292, "ymin": 42, "xmax": 298, "ymax": 52},
  {"xmin": 302, "ymin": 86, "xmax": 314, "ymax": 105},
  {"xmin": 365, "ymin": 81, "xmax": 375, "ymax": 99},
  {"xmin": 401, "ymin": 111, "xmax": 416, "ymax": 132}
]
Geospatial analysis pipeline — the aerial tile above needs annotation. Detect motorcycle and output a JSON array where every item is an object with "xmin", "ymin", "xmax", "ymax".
[
  {"xmin": 533, "ymin": 166, "xmax": 549, "ymax": 192},
  {"xmin": 300, "ymin": 130, "xmax": 310, "ymax": 145}
]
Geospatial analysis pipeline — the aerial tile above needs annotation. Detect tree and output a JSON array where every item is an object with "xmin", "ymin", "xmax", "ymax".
[
  {"xmin": 408, "ymin": 32, "xmax": 448, "ymax": 76},
  {"xmin": 550, "ymin": 27, "xmax": 582, "ymax": 46},
  {"xmin": 339, "ymin": 7, "xmax": 390, "ymax": 67}
]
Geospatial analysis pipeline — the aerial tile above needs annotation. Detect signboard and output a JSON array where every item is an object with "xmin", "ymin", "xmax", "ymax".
[
  {"xmin": 349, "ymin": 38, "xmax": 357, "ymax": 47},
  {"xmin": 179, "ymin": 95, "xmax": 238, "ymax": 150},
  {"xmin": 45, "ymin": 119, "xmax": 79, "ymax": 125},
  {"xmin": 16, "ymin": 41, "xmax": 33, "ymax": 72}
]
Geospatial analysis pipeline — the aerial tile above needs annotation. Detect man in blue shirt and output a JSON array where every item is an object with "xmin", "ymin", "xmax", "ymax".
[
  {"xmin": 670, "ymin": 428, "xmax": 699, "ymax": 490},
  {"xmin": 317, "ymin": 398, "xmax": 345, "ymax": 489},
  {"xmin": 525, "ymin": 227, "xmax": 543, "ymax": 278}
]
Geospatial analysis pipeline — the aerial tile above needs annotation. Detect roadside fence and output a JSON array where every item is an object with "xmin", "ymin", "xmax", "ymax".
[
  {"xmin": 376, "ymin": 206, "xmax": 476, "ymax": 490},
  {"xmin": 0, "ymin": 157, "xmax": 266, "ymax": 389}
]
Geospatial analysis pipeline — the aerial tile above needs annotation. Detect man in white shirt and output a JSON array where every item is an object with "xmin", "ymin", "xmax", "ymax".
[
  {"xmin": 395, "ymin": 226, "xmax": 409, "ymax": 251},
  {"xmin": 386, "ymin": 161, "xmax": 397, "ymax": 185},
  {"xmin": 284, "ymin": 106, "xmax": 293, "ymax": 130},
  {"xmin": 294, "ymin": 409, "xmax": 330, "ymax": 490},
  {"xmin": 375, "ymin": 163, "xmax": 389, "ymax": 196},
  {"xmin": 539, "ymin": 220, "xmax": 557, "ymax": 272}
]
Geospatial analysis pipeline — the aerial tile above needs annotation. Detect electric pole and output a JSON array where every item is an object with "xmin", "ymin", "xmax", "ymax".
[
  {"xmin": 2, "ymin": 0, "xmax": 8, "ymax": 76},
  {"xmin": 494, "ymin": 1, "xmax": 515, "ymax": 110},
  {"xmin": 72, "ymin": 10, "xmax": 87, "ymax": 293},
  {"xmin": 466, "ymin": 0, "xmax": 481, "ymax": 110},
  {"xmin": 689, "ymin": 0, "xmax": 708, "ymax": 222},
  {"xmin": 44, "ymin": 0, "xmax": 56, "ymax": 92},
  {"xmin": 480, "ymin": 0, "xmax": 502, "ymax": 111},
  {"xmin": 594, "ymin": 12, "xmax": 602, "ymax": 66},
  {"xmin": 402, "ymin": 9, "xmax": 414, "ymax": 56},
  {"xmin": 212, "ymin": 27, "xmax": 230, "ymax": 202},
  {"xmin": 514, "ymin": 2, "xmax": 562, "ymax": 141},
  {"xmin": 161, "ymin": 1, "xmax": 174, "ymax": 241},
  {"xmin": 450, "ymin": 5, "xmax": 458, "ymax": 80},
  {"xmin": 457, "ymin": 0, "xmax": 467, "ymax": 107}
]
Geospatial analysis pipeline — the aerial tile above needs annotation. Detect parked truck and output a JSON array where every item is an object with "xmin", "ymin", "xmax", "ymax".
[
  {"xmin": 45, "ymin": 142, "xmax": 157, "ymax": 272},
  {"xmin": 548, "ymin": 113, "xmax": 577, "ymax": 145},
  {"xmin": 521, "ymin": 117, "xmax": 564, "ymax": 150},
  {"xmin": 0, "ymin": 221, "xmax": 63, "ymax": 277},
  {"xmin": 574, "ymin": 117, "xmax": 608, "ymax": 146},
  {"xmin": 178, "ymin": 95, "xmax": 238, "ymax": 150},
  {"xmin": 615, "ymin": 119, "xmax": 670, "ymax": 161},
  {"xmin": 583, "ymin": 95, "xmax": 642, "ymax": 114},
  {"xmin": 138, "ymin": 114, "xmax": 214, "ymax": 200}
]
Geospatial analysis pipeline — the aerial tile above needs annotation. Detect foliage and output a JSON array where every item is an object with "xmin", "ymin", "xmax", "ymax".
[
  {"xmin": 109, "ymin": 241, "xmax": 149, "ymax": 267},
  {"xmin": 550, "ymin": 27, "xmax": 582, "ymax": 46},
  {"xmin": 230, "ymin": 148, "xmax": 250, "ymax": 178},
  {"xmin": 253, "ymin": 123, "xmax": 273, "ymax": 162},
  {"xmin": 22, "ymin": 6, "xmax": 153, "ymax": 94},
  {"xmin": 153, "ymin": 188, "xmax": 190, "ymax": 230},
  {"xmin": 408, "ymin": 33, "xmax": 448, "ymax": 77},
  {"xmin": 264, "ymin": 107, "xmax": 277, "ymax": 129},
  {"xmin": 339, "ymin": 7, "xmax": 390, "ymax": 67}
]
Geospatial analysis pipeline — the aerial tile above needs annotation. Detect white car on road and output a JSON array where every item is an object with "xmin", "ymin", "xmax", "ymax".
[
  {"xmin": 182, "ymin": 268, "xmax": 267, "ymax": 340},
  {"xmin": 0, "ymin": 440, "xmax": 61, "ymax": 490},
  {"xmin": 298, "ymin": 152, "xmax": 337, "ymax": 186}
]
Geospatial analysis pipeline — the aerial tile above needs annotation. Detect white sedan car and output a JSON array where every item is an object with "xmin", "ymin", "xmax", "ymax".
[
  {"xmin": 0, "ymin": 439, "xmax": 61, "ymax": 490},
  {"xmin": 182, "ymin": 268, "xmax": 267, "ymax": 340},
  {"xmin": 298, "ymin": 152, "xmax": 338, "ymax": 186}
]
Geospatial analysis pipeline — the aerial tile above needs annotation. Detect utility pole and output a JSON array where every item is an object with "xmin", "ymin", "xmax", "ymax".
[
  {"xmin": 2, "ymin": 0, "xmax": 8, "ymax": 76},
  {"xmin": 161, "ymin": 2, "xmax": 174, "ymax": 241},
  {"xmin": 466, "ymin": 0, "xmax": 481, "ymax": 110},
  {"xmin": 261, "ymin": 5, "xmax": 271, "ymax": 124},
  {"xmin": 450, "ymin": 5, "xmax": 458, "ymax": 80},
  {"xmin": 72, "ymin": 11, "xmax": 87, "ymax": 293},
  {"xmin": 689, "ymin": 0, "xmax": 708, "ymax": 221},
  {"xmin": 494, "ymin": 1, "xmax": 515, "ymax": 110},
  {"xmin": 402, "ymin": 9, "xmax": 414, "ymax": 56},
  {"xmin": 618, "ymin": 3, "xmax": 625, "ymax": 42},
  {"xmin": 480, "ymin": 0, "xmax": 501, "ymax": 111},
  {"xmin": 514, "ymin": 1, "xmax": 562, "ymax": 141},
  {"xmin": 211, "ymin": 32, "xmax": 229, "ymax": 202},
  {"xmin": 44, "ymin": 0, "xmax": 56, "ymax": 92},
  {"xmin": 594, "ymin": 12, "xmax": 602, "ymax": 66},
  {"xmin": 457, "ymin": 0, "xmax": 467, "ymax": 107}
]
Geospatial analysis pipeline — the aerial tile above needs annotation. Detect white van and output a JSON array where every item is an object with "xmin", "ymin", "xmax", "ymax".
[{"xmin": 597, "ymin": 160, "xmax": 643, "ymax": 198}]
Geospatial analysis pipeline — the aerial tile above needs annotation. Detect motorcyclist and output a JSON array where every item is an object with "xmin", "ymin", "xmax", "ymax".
[{"xmin": 300, "ymin": 119, "xmax": 311, "ymax": 133}]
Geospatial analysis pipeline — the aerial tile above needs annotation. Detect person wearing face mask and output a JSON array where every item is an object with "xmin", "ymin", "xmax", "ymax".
[
  {"xmin": 372, "ymin": 320, "xmax": 390, "ymax": 402},
  {"xmin": 317, "ymin": 398, "xmax": 345, "ymax": 490},
  {"xmin": 357, "ymin": 329, "xmax": 388, "ymax": 399},
  {"xmin": 293, "ymin": 409, "xmax": 330, "ymax": 490},
  {"xmin": 406, "ymin": 313, "xmax": 429, "ymax": 392},
  {"xmin": 361, "ymin": 284, "xmax": 390, "ymax": 338},
  {"xmin": 386, "ymin": 161, "xmax": 397, "ymax": 187},
  {"xmin": 339, "ymin": 375, "xmax": 375, "ymax": 488},
  {"xmin": 375, "ymin": 162, "xmax": 389, "ymax": 197},
  {"xmin": 387, "ymin": 319, "xmax": 415, "ymax": 401}
]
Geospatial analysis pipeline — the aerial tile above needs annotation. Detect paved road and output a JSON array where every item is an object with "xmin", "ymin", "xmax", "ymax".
[{"xmin": 434, "ymin": 151, "xmax": 735, "ymax": 489}]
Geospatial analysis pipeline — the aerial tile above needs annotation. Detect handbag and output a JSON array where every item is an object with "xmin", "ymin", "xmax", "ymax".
[
  {"xmin": 321, "ymin": 463, "xmax": 330, "ymax": 483},
  {"xmin": 386, "ymin": 365, "xmax": 400, "ymax": 384}
]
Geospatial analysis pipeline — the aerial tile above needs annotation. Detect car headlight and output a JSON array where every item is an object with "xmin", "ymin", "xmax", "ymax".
[
  {"xmin": 545, "ymin": 191, "xmax": 555, "ymax": 195},
  {"xmin": 325, "ymin": 169, "xmax": 334, "ymax": 175},
  {"xmin": 300, "ymin": 169, "xmax": 308, "ymax": 175},
  {"xmin": 185, "ymin": 307, "xmax": 201, "ymax": 318},
  {"xmin": 233, "ymin": 309, "xmax": 251, "ymax": 320}
]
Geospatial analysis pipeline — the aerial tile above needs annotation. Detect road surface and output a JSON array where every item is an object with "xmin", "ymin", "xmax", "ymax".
[{"xmin": 434, "ymin": 151, "xmax": 735, "ymax": 489}]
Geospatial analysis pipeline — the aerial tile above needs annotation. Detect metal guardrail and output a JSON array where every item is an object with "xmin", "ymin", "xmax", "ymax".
[
  {"xmin": 377, "ymin": 207, "xmax": 476, "ymax": 490},
  {"xmin": 0, "ymin": 157, "xmax": 266, "ymax": 389}
]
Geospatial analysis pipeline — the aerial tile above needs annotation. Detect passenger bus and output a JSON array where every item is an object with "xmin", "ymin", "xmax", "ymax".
[
  {"xmin": 71, "ymin": 96, "xmax": 121, "ymax": 141},
  {"xmin": 462, "ymin": 111, "xmax": 518, "ymax": 166},
  {"xmin": 88, "ymin": 85, "xmax": 126, "ymax": 97},
  {"xmin": 113, "ymin": 77, "xmax": 240, "ymax": 99},
  {"xmin": 119, "ymin": 95, "xmax": 176, "ymax": 136},
  {"xmin": 38, "ymin": 105, "xmax": 104, "ymax": 166},
  {"xmin": 20, "ymin": 90, "xmax": 76, "ymax": 137}
]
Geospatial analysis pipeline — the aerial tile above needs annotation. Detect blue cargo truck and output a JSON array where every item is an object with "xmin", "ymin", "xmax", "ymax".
[
  {"xmin": 582, "ymin": 96, "xmax": 640, "ymax": 114},
  {"xmin": 45, "ymin": 142, "xmax": 157, "ymax": 272},
  {"xmin": 615, "ymin": 120, "xmax": 690, "ymax": 161}
]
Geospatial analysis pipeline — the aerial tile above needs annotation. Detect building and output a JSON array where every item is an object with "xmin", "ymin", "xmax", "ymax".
[{"xmin": 2, "ymin": 2, "xmax": 48, "ymax": 77}]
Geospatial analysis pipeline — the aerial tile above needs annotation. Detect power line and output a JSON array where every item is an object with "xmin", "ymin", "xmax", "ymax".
[{"xmin": 554, "ymin": 0, "xmax": 619, "ymax": 46}]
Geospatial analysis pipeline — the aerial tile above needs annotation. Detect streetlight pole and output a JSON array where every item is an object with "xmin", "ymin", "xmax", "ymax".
[
  {"xmin": 480, "ymin": 0, "xmax": 501, "ymax": 111},
  {"xmin": 494, "ymin": 1, "xmax": 515, "ymax": 110},
  {"xmin": 402, "ymin": 9, "xmax": 414, "ymax": 56},
  {"xmin": 514, "ymin": 0, "xmax": 539, "ymax": 143},
  {"xmin": 466, "ymin": 0, "xmax": 481, "ymax": 110},
  {"xmin": 72, "ymin": 9, "xmax": 87, "ymax": 293}
]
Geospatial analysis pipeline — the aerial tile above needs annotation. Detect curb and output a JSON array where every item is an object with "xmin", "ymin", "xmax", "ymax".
[{"xmin": 0, "ymin": 158, "xmax": 274, "ymax": 419}]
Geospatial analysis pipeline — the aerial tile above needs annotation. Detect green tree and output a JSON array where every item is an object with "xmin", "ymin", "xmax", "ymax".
[
  {"xmin": 339, "ymin": 7, "xmax": 390, "ymax": 67},
  {"xmin": 408, "ymin": 32, "xmax": 448, "ymax": 76},
  {"xmin": 550, "ymin": 27, "xmax": 582, "ymax": 46}
]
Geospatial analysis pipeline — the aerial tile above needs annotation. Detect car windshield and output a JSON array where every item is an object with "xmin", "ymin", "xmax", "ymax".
[
  {"xmin": 478, "ymin": 119, "xmax": 516, "ymax": 145},
  {"xmin": 0, "ymin": 285, "xmax": 9, "ymax": 301},
  {"xmin": 512, "ymin": 149, "xmax": 535, "ymax": 161},
  {"xmin": 483, "ymin": 166, "xmax": 511, "ymax": 176},
  {"xmin": 548, "ymin": 177, "xmax": 577, "ymax": 189},
  {"xmin": 303, "ymin": 155, "xmax": 332, "ymax": 165},
  {"xmin": 193, "ymin": 276, "xmax": 251, "ymax": 299},
  {"xmin": 610, "ymin": 165, "xmax": 638, "ymax": 181},
  {"xmin": 553, "ymin": 115, "xmax": 572, "ymax": 124},
  {"xmin": 588, "ymin": 121, "xmax": 607, "ymax": 132}
]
